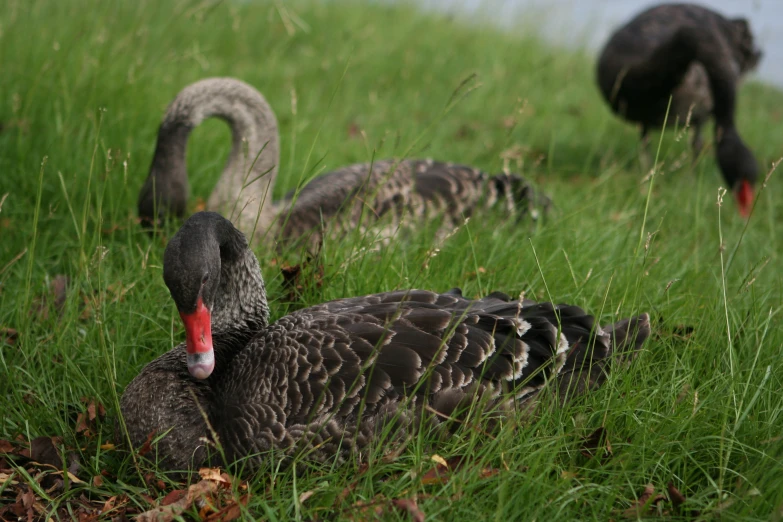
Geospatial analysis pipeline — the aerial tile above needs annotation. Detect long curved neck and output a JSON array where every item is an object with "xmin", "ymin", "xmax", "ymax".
[
  {"xmin": 140, "ymin": 78, "xmax": 281, "ymax": 242},
  {"xmin": 212, "ymin": 224, "xmax": 271, "ymax": 340}
]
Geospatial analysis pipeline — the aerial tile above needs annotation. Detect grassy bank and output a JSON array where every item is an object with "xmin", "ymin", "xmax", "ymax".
[{"xmin": 1, "ymin": 0, "xmax": 782, "ymax": 519}]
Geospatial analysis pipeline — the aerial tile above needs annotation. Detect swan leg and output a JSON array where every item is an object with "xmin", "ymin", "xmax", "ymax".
[{"xmin": 638, "ymin": 126, "xmax": 652, "ymax": 171}]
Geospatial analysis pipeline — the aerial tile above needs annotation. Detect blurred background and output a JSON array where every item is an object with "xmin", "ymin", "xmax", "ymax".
[{"xmin": 403, "ymin": 0, "xmax": 782, "ymax": 86}]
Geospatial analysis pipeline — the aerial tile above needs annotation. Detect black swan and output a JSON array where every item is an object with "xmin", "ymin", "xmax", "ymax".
[
  {"xmin": 596, "ymin": 3, "xmax": 762, "ymax": 217},
  {"xmin": 120, "ymin": 211, "xmax": 651, "ymax": 472},
  {"xmin": 138, "ymin": 78, "xmax": 550, "ymax": 248}
]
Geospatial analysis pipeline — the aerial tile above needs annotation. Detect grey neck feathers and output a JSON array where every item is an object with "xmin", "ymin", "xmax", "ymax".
[
  {"xmin": 154, "ymin": 78, "xmax": 281, "ymax": 242},
  {"xmin": 213, "ymin": 242, "xmax": 270, "ymax": 338}
]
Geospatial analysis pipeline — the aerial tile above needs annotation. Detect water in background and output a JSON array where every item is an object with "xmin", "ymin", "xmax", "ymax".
[{"xmin": 412, "ymin": 0, "xmax": 783, "ymax": 87}]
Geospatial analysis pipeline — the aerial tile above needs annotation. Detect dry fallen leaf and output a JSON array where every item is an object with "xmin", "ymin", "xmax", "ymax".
[
  {"xmin": 100, "ymin": 495, "xmax": 117, "ymax": 514},
  {"xmin": 580, "ymin": 427, "xmax": 613, "ymax": 461},
  {"xmin": 161, "ymin": 489, "xmax": 188, "ymax": 506},
  {"xmin": 203, "ymin": 493, "xmax": 250, "ymax": 522},
  {"xmin": 0, "ymin": 439, "xmax": 15, "ymax": 453},
  {"xmin": 281, "ymin": 253, "xmax": 325, "ymax": 302},
  {"xmin": 138, "ymin": 430, "xmax": 156, "ymax": 457},
  {"xmin": 0, "ymin": 327, "xmax": 18, "ymax": 345},
  {"xmin": 430, "ymin": 454, "xmax": 449, "ymax": 468},
  {"xmin": 420, "ymin": 455, "xmax": 465, "ymax": 485},
  {"xmin": 137, "ymin": 480, "xmax": 217, "ymax": 522},
  {"xmin": 0, "ymin": 471, "xmax": 18, "ymax": 486},
  {"xmin": 199, "ymin": 467, "xmax": 231, "ymax": 484},
  {"xmin": 667, "ymin": 482, "xmax": 686, "ymax": 510},
  {"xmin": 30, "ymin": 436, "xmax": 64, "ymax": 469},
  {"xmin": 32, "ymin": 274, "xmax": 70, "ymax": 320},
  {"xmin": 620, "ymin": 484, "xmax": 666, "ymax": 519},
  {"xmin": 392, "ymin": 498, "xmax": 426, "ymax": 522}
]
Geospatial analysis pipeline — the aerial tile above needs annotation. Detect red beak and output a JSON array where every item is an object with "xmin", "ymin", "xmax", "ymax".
[
  {"xmin": 179, "ymin": 296, "xmax": 214, "ymax": 379},
  {"xmin": 735, "ymin": 180, "xmax": 754, "ymax": 218}
]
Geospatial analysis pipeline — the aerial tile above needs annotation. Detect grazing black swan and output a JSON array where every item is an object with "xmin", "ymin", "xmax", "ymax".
[
  {"xmin": 596, "ymin": 3, "xmax": 763, "ymax": 217},
  {"xmin": 138, "ymin": 78, "xmax": 549, "ymax": 248},
  {"xmin": 120, "ymin": 212, "xmax": 651, "ymax": 472}
]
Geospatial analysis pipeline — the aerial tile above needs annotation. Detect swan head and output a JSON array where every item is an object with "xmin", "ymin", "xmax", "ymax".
[
  {"xmin": 163, "ymin": 212, "xmax": 236, "ymax": 379},
  {"xmin": 716, "ymin": 126, "xmax": 759, "ymax": 219}
]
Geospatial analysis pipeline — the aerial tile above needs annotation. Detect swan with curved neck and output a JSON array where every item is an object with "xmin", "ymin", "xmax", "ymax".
[
  {"xmin": 138, "ymin": 78, "xmax": 550, "ymax": 248},
  {"xmin": 597, "ymin": 3, "xmax": 762, "ymax": 217},
  {"xmin": 120, "ymin": 212, "xmax": 651, "ymax": 472}
]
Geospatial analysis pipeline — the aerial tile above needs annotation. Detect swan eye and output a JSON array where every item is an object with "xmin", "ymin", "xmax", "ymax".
[{"xmin": 201, "ymin": 273, "xmax": 209, "ymax": 286}]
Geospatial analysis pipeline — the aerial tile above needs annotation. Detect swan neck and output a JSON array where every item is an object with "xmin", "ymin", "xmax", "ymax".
[
  {"xmin": 151, "ymin": 78, "xmax": 282, "ymax": 242},
  {"xmin": 211, "ymin": 238, "xmax": 270, "ymax": 340}
]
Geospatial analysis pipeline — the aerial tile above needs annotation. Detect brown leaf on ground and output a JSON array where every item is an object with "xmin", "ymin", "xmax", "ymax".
[
  {"xmin": 30, "ymin": 436, "xmax": 64, "ymax": 468},
  {"xmin": 0, "ymin": 470, "xmax": 18, "ymax": 486},
  {"xmin": 75, "ymin": 413, "xmax": 91, "ymax": 434},
  {"xmin": 349, "ymin": 497, "xmax": 386, "ymax": 520},
  {"xmin": 100, "ymin": 495, "xmax": 117, "ymax": 514},
  {"xmin": 336, "ymin": 462, "xmax": 369, "ymax": 503},
  {"xmin": 666, "ymin": 482, "xmax": 700, "ymax": 516},
  {"xmin": 667, "ymin": 482, "xmax": 686, "ymax": 509},
  {"xmin": 199, "ymin": 467, "xmax": 231, "ymax": 485},
  {"xmin": 465, "ymin": 266, "xmax": 490, "ymax": 279},
  {"xmin": 478, "ymin": 467, "xmax": 500, "ymax": 480},
  {"xmin": 32, "ymin": 274, "xmax": 70, "ymax": 321},
  {"xmin": 22, "ymin": 487, "xmax": 36, "ymax": 518},
  {"xmin": 82, "ymin": 397, "xmax": 106, "ymax": 421},
  {"xmin": 138, "ymin": 430, "xmax": 156, "ymax": 457},
  {"xmin": 203, "ymin": 493, "xmax": 250, "ymax": 522},
  {"xmin": 75, "ymin": 397, "xmax": 107, "ymax": 438},
  {"xmin": 144, "ymin": 472, "xmax": 166, "ymax": 492},
  {"xmin": 161, "ymin": 488, "xmax": 188, "ymax": 506},
  {"xmin": 193, "ymin": 197, "xmax": 207, "ymax": 213},
  {"xmin": 419, "ymin": 454, "xmax": 503, "ymax": 487},
  {"xmin": 393, "ymin": 498, "xmax": 426, "ymax": 522},
  {"xmin": 137, "ymin": 480, "xmax": 217, "ymax": 522},
  {"xmin": 0, "ymin": 439, "xmax": 15, "ymax": 453},
  {"xmin": 281, "ymin": 257, "xmax": 325, "ymax": 303},
  {"xmin": 1, "ymin": 326, "xmax": 18, "ymax": 345},
  {"xmin": 580, "ymin": 427, "xmax": 613, "ymax": 462},
  {"xmin": 620, "ymin": 484, "xmax": 666, "ymax": 518},
  {"xmin": 420, "ymin": 455, "xmax": 465, "ymax": 485},
  {"xmin": 281, "ymin": 264, "xmax": 302, "ymax": 292}
]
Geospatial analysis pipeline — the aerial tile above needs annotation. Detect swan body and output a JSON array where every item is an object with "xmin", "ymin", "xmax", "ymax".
[
  {"xmin": 596, "ymin": 3, "xmax": 762, "ymax": 216},
  {"xmin": 120, "ymin": 212, "xmax": 651, "ymax": 472},
  {"xmin": 138, "ymin": 78, "xmax": 549, "ymax": 249}
]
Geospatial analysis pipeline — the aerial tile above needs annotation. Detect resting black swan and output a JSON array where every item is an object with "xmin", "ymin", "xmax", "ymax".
[
  {"xmin": 138, "ymin": 78, "xmax": 549, "ymax": 248},
  {"xmin": 120, "ymin": 211, "xmax": 651, "ymax": 472},
  {"xmin": 596, "ymin": 3, "xmax": 762, "ymax": 217}
]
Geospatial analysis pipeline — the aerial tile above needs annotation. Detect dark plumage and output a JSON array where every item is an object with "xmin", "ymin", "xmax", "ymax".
[
  {"xmin": 137, "ymin": 78, "xmax": 550, "ymax": 250},
  {"xmin": 597, "ymin": 3, "xmax": 762, "ymax": 216},
  {"xmin": 120, "ymin": 212, "xmax": 651, "ymax": 472}
]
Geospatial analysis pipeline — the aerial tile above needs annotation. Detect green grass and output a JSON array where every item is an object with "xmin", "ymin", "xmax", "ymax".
[{"xmin": 2, "ymin": 0, "xmax": 783, "ymax": 519}]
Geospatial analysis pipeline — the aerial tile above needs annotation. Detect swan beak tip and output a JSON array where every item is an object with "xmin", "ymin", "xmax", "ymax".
[
  {"xmin": 735, "ymin": 180, "xmax": 754, "ymax": 219},
  {"xmin": 180, "ymin": 298, "xmax": 214, "ymax": 379},
  {"xmin": 187, "ymin": 351, "xmax": 215, "ymax": 380}
]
